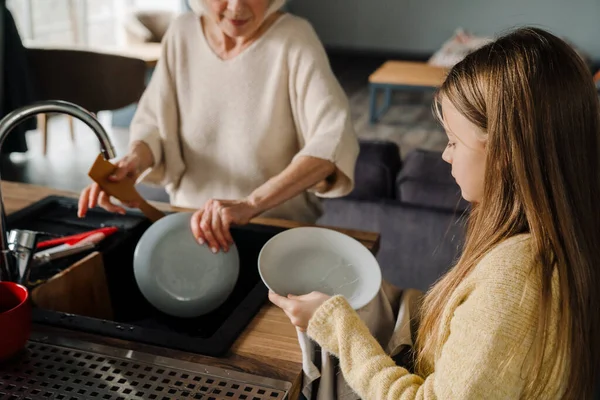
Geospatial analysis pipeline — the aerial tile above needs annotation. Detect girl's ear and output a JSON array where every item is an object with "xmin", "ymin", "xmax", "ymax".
[{"xmin": 477, "ymin": 133, "xmax": 488, "ymax": 150}]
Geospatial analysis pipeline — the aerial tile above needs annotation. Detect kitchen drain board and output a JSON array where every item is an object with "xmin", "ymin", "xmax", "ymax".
[{"xmin": 0, "ymin": 335, "xmax": 289, "ymax": 400}]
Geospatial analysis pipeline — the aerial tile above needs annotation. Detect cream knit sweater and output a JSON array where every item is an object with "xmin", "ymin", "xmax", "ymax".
[
  {"xmin": 308, "ymin": 235, "xmax": 565, "ymax": 399},
  {"xmin": 130, "ymin": 12, "xmax": 358, "ymax": 223}
]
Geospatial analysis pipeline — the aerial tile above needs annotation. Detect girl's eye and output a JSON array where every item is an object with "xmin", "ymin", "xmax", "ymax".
[{"xmin": 446, "ymin": 141, "xmax": 456, "ymax": 148}]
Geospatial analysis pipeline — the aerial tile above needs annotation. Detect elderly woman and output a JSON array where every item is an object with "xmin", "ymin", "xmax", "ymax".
[{"xmin": 77, "ymin": 0, "xmax": 359, "ymax": 254}]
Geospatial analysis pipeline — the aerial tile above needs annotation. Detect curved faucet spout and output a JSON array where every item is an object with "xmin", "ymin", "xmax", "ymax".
[
  {"xmin": 0, "ymin": 100, "xmax": 117, "ymax": 282},
  {"xmin": 0, "ymin": 100, "xmax": 116, "ymax": 160}
]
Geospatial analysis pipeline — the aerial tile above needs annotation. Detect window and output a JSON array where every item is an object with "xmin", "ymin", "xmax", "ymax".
[{"xmin": 6, "ymin": 0, "xmax": 185, "ymax": 47}]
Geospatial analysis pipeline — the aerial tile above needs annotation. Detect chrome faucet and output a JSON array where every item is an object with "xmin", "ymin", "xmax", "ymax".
[{"xmin": 0, "ymin": 100, "xmax": 116, "ymax": 284}]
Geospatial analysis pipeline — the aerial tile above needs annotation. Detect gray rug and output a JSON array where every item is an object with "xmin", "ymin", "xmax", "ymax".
[{"xmin": 349, "ymin": 88, "xmax": 447, "ymax": 158}]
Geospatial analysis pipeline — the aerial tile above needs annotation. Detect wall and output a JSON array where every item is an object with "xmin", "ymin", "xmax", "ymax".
[{"xmin": 289, "ymin": 0, "xmax": 600, "ymax": 61}]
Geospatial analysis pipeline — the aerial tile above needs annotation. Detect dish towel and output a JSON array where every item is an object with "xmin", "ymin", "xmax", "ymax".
[
  {"xmin": 298, "ymin": 329, "xmax": 334, "ymax": 400},
  {"xmin": 299, "ymin": 282, "xmax": 422, "ymax": 400}
]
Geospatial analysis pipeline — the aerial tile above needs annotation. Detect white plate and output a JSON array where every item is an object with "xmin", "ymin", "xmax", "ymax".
[
  {"xmin": 133, "ymin": 212, "xmax": 240, "ymax": 318},
  {"xmin": 258, "ymin": 227, "xmax": 381, "ymax": 310}
]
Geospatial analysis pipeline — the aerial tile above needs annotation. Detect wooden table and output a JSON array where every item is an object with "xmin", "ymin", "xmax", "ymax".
[
  {"xmin": 97, "ymin": 43, "xmax": 162, "ymax": 68},
  {"xmin": 0, "ymin": 181, "xmax": 380, "ymax": 399},
  {"xmin": 368, "ymin": 61, "xmax": 448, "ymax": 124}
]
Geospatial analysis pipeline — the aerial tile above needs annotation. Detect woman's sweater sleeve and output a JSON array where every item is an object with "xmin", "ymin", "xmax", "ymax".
[
  {"xmin": 129, "ymin": 21, "xmax": 185, "ymax": 190},
  {"xmin": 287, "ymin": 20, "xmax": 359, "ymax": 198}
]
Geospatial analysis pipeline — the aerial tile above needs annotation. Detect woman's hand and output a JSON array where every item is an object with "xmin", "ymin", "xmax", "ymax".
[
  {"xmin": 190, "ymin": 198, "xmax": 259, "ymax": 253},
  {"xmin": 268, "ymin": 291, "xmax": 331, "ymax": 332},
  {"xmin": 78, "ymin": 142, "xmax": 153, "ymax": 217},
  {"xmin": 189, "ymin": 156, "xmax": 335, "ymax": 253}
]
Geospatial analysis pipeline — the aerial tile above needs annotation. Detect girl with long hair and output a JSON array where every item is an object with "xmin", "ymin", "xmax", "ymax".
[{"xmin": 271, "ymin": 27, "xmax": 600, "ymax": 399}]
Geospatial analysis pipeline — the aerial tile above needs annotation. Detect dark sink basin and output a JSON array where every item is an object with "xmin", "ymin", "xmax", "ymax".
[{"xmin": 7, "ymin": 196, "xmax": 285, "ymax": 356}]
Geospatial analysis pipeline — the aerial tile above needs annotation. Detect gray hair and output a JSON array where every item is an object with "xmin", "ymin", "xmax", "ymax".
[{"xmin": 188, "ymin": 0, "xmax": 286, "ymax": 17}]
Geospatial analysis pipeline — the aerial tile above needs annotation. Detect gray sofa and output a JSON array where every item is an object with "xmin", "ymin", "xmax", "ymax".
[
  {"xmin": 138, "ymin": 139, "xmax": 468, "ymax": 292},
  {"xmin": 317, "ymin": 140, "xmax": 467, "ymax": 291}
]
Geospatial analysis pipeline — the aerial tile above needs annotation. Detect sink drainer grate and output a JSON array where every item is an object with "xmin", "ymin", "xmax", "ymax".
[{"xmin": 0, "ymin": 339, "xmax": 289, "ymax": 400}]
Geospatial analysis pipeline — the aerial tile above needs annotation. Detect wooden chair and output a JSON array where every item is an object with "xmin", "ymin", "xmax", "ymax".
[
  {"xmin": 25, "ymin": 48, "xmax": 148, "ymax": 155},
  {"xmin": 35, "ymin": 0, "xmax": 84, "ymax": 154},
  {"xmin": 36, "ymin": 113, "xmax": 75, "ymax": 155}
]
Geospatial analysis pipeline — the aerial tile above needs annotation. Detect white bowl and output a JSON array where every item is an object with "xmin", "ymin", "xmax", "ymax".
[
  {"xmin": 258, "ymin": 227, "xmax": 381, "ymax": 310},
  {"xmin": 133, "ymin": 212, "xmax": 240, "ymax": 318}
]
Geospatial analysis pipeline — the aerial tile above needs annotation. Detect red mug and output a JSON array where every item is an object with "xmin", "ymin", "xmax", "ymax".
[{"xmin": 0, "ymin": 281, "xmax": 31, "ymax": 361}]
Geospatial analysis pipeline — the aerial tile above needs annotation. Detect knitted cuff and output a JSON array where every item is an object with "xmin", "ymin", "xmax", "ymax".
[{"xmin": 307, "ymin": 295, "xmax": 352, "ymax": 353}]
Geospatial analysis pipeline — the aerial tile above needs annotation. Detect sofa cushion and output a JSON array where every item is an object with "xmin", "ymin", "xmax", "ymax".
[
  {"xmin": 346, "ymin": 140, "xmax": 402, "ymax": 201},
  {"xmin": 397, "ymin": 149, "xmax": 469, "ymax": 212}
]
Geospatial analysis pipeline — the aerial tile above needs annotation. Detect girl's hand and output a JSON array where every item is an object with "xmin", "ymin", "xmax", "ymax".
[
  {"xmin": 190, "ymin": 198, "xmax": 259, "ymax": 253},
  {"xmin": 268, "ymin": 291, "xmax": 331, "ymax": 332}
]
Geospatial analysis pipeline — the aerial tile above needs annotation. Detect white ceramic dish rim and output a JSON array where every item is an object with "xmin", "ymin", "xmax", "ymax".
[
  {"xmin": 257, "ymin": 226, "xmax": 382, "ymax": 310},
  {"xmin": 133, "ymin": 212, "xmax": 240, "ymax": 318}
]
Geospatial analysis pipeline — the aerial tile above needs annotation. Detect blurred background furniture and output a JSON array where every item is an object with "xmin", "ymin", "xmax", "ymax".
[
  {"xmin": 26, "ymin": 48, "xmax": 148, "ymax": 154},
  {"xmin": 368, "ymin": 61, "xmax": 447, "ymax": 124},
  {"xmin": 123, "ymin": 9, "xmax": 175, "ymax": 45},
  {"xmin": 33, "ymin": 0, "xmax": 84, "ymax": 153}
]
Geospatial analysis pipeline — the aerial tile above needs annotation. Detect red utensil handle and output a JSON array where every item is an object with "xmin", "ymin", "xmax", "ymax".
[{"xmin": 36, "ymin": 226, "xmax": 118, "ymax": 249}]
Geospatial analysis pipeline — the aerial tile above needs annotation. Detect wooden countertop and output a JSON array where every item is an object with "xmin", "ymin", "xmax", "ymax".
[{"xmin": 1, "ymin": 181, "xmax": 380, "ymax": 398}]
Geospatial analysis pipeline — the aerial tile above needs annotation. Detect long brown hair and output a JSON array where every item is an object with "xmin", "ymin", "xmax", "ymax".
[{"xmin": 416, "ymin": 27, "xmax": 600, "ymax": 398}]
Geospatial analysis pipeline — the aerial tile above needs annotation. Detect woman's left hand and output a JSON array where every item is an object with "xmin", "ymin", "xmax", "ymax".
[
  {"xmin": 268, "ymin": 291, "xmax": 331, "ymax": 332},
  {"xmin": 191, "ymin": 198, "xmax": 258, "ymax": 253}
]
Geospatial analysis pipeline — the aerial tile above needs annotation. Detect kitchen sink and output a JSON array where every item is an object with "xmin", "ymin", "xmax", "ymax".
[{"xmin": 7, "ymin": 196, "xmax": 286, "ymax": 356}]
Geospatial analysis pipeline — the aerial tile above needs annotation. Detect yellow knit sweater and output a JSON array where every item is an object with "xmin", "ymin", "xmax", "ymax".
[{"xmin": 307, "ymin": 235, "xmax": 565, "ymax": 399}]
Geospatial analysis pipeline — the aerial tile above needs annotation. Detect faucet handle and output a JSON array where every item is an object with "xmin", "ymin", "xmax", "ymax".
[
  {"xmin": 8, "ymin": 229, "xmax": 39, "ymax": 250},
  {"xmin": 8, "ymin": 229, "xmax": 40, "ymax": 286}
]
